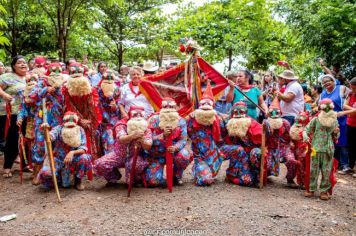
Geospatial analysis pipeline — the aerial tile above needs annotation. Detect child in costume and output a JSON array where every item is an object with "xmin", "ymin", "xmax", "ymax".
[{"xmin": 303, "ymin": 98, "xmax": 339, "ymax": 200}]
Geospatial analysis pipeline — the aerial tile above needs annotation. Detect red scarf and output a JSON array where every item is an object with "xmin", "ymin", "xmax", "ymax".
[
  {"xmin": 129, "ymin": 81, "xmax": 141, "ymax": 97},
  {"xmin": 238, "ymin": 84, "xmax": 254, "ymax": 90}
]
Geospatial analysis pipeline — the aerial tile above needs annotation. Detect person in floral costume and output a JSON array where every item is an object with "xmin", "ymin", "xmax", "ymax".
[
  {"xmin": 264, "ymin": 97, "xmax": 297, "ymax": 186},
  {"xmin": 29, "ymin": 63, "xmax": 66, "ymax": 184},
  {"xmin": 303, "ymin": 98, "xmax": 339, "ymax": 200},
  {"xmin": 187, "ymin": 81, "xmax": 243, "ymax": 186},
  {"xmin": 97, "ymin": 71, "xmax": 121, "ymax": 154},
  {"xmin": 38, "ymin": 112, "xmax": 92, "ymax": 190},
  {"xmin": 220, "ymin": 101, "xmax": 262, "ymax": 186},
  {"xmin": 94, "ymin": 106, "xmax": 152, "ymax": 186},
  {"xmin": 144, "ymin": 97, "xmax": 192, "ymax": 187},
  {"xmin": 289, "ymin": 111, "xmax": 310, "ymax": 187},
  {"xmin": 17, "ymin": 73, "xmax": 39, "ymax": 167}
]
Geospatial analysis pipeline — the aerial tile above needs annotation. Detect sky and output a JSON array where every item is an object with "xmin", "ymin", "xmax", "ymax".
[{"xmin": 161, "ymin": 0, "xmax": 211, "ymax": 15}]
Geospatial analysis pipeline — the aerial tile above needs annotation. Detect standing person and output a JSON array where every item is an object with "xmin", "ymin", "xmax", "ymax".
[
  {"xmin": 119, "ymin": 66, "xmax": 154, "ymax": 119},
  {"xmin": 62, "ymin": 63, "xmax": 102, "ymax": 161},
  {"xmin": 0, "ymin": 61, "xmax": 6, "ymax": 152},
  {"xmin": 29, "ymin": 63, "xmax": 66, "ymax": 184},
  {"xmin": 97, "ymin": 71, "xmax": 121, "ymax": 154},
  {"xmin": 89, "ymin": 61, "xmax": 107, "ymax": 87},
  {"xmin": 342, "ymin": 77, "xmax": 356, "ymax": 177},
  {"xmin": 311, "ymin": 84, "xmax": 323, "ymax": 107},
  {"xmin": 303, "ymin": 99, "xmax": 340, "ymax": 200},
  {"xmin": 319, "ymin": 59, "xmax": 346, "ymax": 85},
  {"xmin": 276, "ymin": 70, "xmax": 304, "ymax": 126},
  {"xmin": 226, "ymin": 69, "xmax": 267, "ymax": 120},
  {"xmin": 214, "ymin": 71, "xmax": 237, "ymax": 114},
  {"xmin": 319, "ymin": 74, "xmax": 350, "ymax": 173},
  {"xmin": 261, "ymin": 71, "xmax": 277, "ymax": 106},
  {"xmin": 119, "ymin": 65, "xmax": 130, "ymax": 85},
  {"xmin": 0, "ymin": 55, "xmax": 27, "ymax": 177}
]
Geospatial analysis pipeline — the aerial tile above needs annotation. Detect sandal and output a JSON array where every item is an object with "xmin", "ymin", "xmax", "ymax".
[
  {"xmin": 22, "ymin": 166, "xmax": 33, "ymax": 173},
  {"xmin": 3, "ymin": 170, "xmax": 13, "ymax": 178}
]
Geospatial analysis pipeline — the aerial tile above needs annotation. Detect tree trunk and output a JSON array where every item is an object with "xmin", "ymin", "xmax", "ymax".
[
  {"xmin": 118, "ymin": 42, "xmax": 123, "ymax": 68},
  {"xmin": 228, "ymin": 48, "xmax": 233, "ymax": 71}
]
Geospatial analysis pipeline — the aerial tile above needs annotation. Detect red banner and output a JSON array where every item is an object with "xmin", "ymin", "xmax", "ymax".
[{"xmin": 139, "ymin": 57, "xmax": 228, "ymax": 117}]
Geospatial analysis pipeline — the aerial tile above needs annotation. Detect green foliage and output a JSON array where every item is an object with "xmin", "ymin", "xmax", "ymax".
[{"xmin": 275, "ymin": 0, "xmax": 356, "ymax": 78}]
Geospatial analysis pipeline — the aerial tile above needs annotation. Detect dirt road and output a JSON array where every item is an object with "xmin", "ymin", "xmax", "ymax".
[{"xmin": 0, "ymin": 159, "xmax": 355, "ymax": 236}]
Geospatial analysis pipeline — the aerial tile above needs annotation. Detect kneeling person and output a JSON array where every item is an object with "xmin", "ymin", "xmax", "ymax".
[
  {"xmin": 145, "ymin": 97, "xmax": 192, "ymax": 187},
  {"xmin": 38, "ymin": 112, "xmax": 92, "ymax": 190}
]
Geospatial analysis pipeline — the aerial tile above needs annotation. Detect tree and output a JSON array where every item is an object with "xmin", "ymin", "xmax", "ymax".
[
  {"xmin": 275, "ymin": 0, "xmax": 356, "ymax": 78},
  {"xmin": 37, "ymin": 0, "xmax": 90, "ymax": 61},
  {"xmin": 94, "ymin": 0, "xmax": 179, "ymax": 67}
]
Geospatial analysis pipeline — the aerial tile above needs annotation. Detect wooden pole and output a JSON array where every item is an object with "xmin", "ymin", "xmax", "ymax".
[{"xmin": 259, "ymin": 123, "xmax": 266, "ymax": 188}]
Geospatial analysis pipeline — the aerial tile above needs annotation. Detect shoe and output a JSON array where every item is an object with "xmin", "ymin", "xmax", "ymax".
[
  {"xmin": 287, "ymin": 180, "xmax": 298, "ymax": 188},
  {"xmin": 22, "ymin": 166, "xmax": 33, "ymax": 173},
  {"xmin": 75, "ymin": 178, "xmax": 85, "ymax": 191},
  {"xmin": 338, "ymin": 168, "xmax": 351, "ymax": 175},
  {"xmin": 320, "ymin": 192, "xmax": 329, "ymax": 201},
  {"xmin": 173, "ymin": 177, "xmax": 184, "ymax": 186},
  {"xmin": 352, "ymin": 173, "xmax": 356, "ymax": 178},
  {"xmin": 304, "ymin": 191, "xmax": 314, "ymax": 197}
]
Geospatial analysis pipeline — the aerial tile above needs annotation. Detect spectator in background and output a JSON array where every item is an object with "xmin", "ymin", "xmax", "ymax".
[
  {"xmin": 89, "ymin": 61, "xmax": 107, "ymax": 87},
  {"xmin": 302, "ymin": 84, "xmax": 313, "ymax": 111},
  {"xmin": 215, "ymin": 71, "xmax": 237, "ymax": 114},
  {"xmin": 0, "ymin": 55, "xmax": 27, "ymax": 177},
  {"xmin": 311, "ymin": 84, "xmax": 323, "ymax": 106},
  {"xmin": 343, "ymin": 77, "xmax": 356, "ymax": 177},
  {"xmin": 119, "ymin": 65, "xmax": 131, "ymax": 85},
  {"xmin": 319, "ymin": 74, "xmax": 350, "ymax": 174},
  {"xmin": 277, "ymin": 70, "xmax": 304, "ymax": 126},
  {"xmin": 28, "ymin": 58, "xmax": 35, "ymax": 71},
  {"xmin": 226, "ymin": 69, "xmax": 267, "ymax": 120},
  {"xmin": 119, "ymin": 66, "xmax": 154, "ymax": 119},
  {"xmin": 319, "ymin": 59, "xmax": 346, "ymax": 85},
  {"xmin": 142, "ymin": 62, "xmax": 158, "ymax": 76},
  {"xmin": 0, "ymin": 61, "xmax": 5, "ymax": 152}
]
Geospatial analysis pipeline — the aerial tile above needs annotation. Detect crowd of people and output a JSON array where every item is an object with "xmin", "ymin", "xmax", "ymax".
[{"xmin": 0, "ymin": 55, "xmax": 355, "ymax": 201}]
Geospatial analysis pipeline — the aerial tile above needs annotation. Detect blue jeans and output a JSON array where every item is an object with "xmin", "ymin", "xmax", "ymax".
[
  {"xmin": 335, "ymin": 146, "xmax": 349, "ymax": 170},
  {"xmin": 282, "ymin": 116, "xmax": 295, "ymax": 126}
]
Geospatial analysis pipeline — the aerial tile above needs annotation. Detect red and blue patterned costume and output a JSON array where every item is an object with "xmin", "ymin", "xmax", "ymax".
[
  {"xmin": 29, "ymin": 78, "xmax": 64, "ymax": 164},
  {"xmin": 144, "ymin": 114, "xmax": 192, "ymax": 186},
  {"xmin": 39, "ymin": 125, "xmax": 92, "ymax": 188},
  {"xmin": 97, "ymin": 85, "xmax": 121, "ymax": 154},
  {"xmin": 220, "ymin": 116, "xmax": 262, "ymax": 186},
  {"xmin": 94, "ymin": 119, "xmax": 151, "ymax": 184},
  {"xmin": 264, "ymin": 118, "xmax": 296, "ymax": 181}
]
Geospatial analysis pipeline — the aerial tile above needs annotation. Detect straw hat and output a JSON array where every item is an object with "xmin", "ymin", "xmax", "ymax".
[
  {"xmin": 277, "ymin": 70, "xmax": 298, "ymax": 80},
  {"xmin": 142, "ymin": 62, "xmax": 158, "ymax": 73}
]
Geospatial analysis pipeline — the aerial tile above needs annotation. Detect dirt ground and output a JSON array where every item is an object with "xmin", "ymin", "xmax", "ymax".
[{"xmin": 0, "ymin": 155, "xmax": 355, "ymax": 236}]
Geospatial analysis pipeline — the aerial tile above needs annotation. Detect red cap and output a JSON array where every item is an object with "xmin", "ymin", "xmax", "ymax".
[
  {"xmin": 201, "ymin": 80, "xmax": 214, "ymax": 103},
  {"xmin": 34, "ymin": 56, "xmax": 46, "ymax": 67}
]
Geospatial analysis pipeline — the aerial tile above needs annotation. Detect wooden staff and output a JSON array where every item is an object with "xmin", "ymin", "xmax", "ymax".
[
  {"xmin": 259, "ymin": 123, "xmax": 266, "ymax": 188},
  {"xmin": 18, "ymin": 128, "xmax": 27, "ymax": 184},
  {"xmin": 43, "ymin": 98, "xmax": 61, "ymax": 202}
]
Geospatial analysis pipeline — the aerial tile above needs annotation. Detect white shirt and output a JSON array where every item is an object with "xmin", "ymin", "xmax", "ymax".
[
  {"xmin": 280, "ymin": 80, "xmax": 304, "ymax": 117},
  {"xmin": 120, "ymin": 83, "xmax": 154, "ymax": 117}
]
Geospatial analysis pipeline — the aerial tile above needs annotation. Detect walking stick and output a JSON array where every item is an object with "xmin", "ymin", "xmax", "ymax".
[
  {"xmin": 259, "ymin": 123, "xmax": 266, "ymax": 188},
  {"xmin": 166, "ymin": 134, "xmax": 173, "ymax": 193},
  {"xmin": 18, "ymin": 128, "xmax": 27, "ymax": 184},
  {"xmin": 127, "ymin": 144, "xmax": 139, "ymax": 197},
  {"xmin": 42, "ymin": 98, "xmax": 62, "ymax": 202}
]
